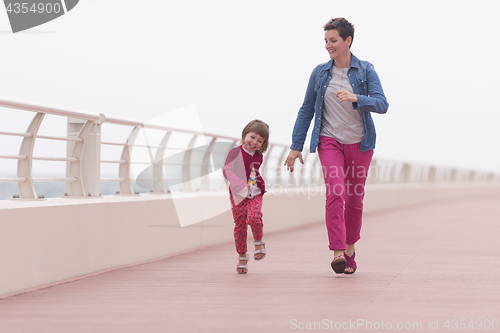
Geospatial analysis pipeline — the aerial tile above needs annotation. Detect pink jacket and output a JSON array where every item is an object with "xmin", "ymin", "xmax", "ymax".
[{"xmin": 223, "ymin": 146, "xmax": 266, "ymax": 202}]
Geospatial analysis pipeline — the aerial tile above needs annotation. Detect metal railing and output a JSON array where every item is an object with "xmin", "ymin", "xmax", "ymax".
[{"xmin": 0, "ymin": 97, "xmax": 498, "ymax": 200}]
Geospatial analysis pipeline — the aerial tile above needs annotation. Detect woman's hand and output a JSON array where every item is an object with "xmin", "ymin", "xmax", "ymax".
[
  {"xmin": 284, "ymin": 150, "xmax": 304, "ymax": 172},
  {"xmin": 336, "ymin": 90, "xmax": 358, "ymax": 103}
]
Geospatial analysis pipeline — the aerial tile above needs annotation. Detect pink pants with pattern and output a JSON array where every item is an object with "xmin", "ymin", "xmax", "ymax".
[
  {"xmin": 317, "ymin": 136, "xmax": 373, "ymax": 251},
  {"xmin": 230, "ymin": 194, "xmax": 264, "ymax": 255}
]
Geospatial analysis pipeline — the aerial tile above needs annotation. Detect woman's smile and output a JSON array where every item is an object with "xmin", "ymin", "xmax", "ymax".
[{"xmin": 324, "ymin": 29, "xmax": 351, "ymax": 62}]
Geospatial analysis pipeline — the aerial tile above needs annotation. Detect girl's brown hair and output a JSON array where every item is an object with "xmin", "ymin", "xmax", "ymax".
[{"xmin": 240, "ymin": 119, "xmax": 270, "ymax": 154}]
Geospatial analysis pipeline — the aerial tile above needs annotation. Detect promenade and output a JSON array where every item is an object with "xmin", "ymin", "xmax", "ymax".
[{"xmin": 0, "ymin": 194, "xmax": 499, "ymax": 333}]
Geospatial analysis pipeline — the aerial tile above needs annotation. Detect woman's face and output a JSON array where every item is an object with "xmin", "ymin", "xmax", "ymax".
[{"xmin": 324, "ymin": 29, "xmax": 351, "ymax": 60}]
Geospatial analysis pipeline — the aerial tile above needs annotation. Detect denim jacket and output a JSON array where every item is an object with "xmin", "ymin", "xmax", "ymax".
[{"xmin": 291, "ymin": 53, "xmax": 389, "ymax": 153}]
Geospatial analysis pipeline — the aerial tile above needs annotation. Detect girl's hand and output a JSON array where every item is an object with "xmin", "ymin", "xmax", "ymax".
[
  {"xmin": 284, "ymin": 150, "xmax": 304, "ymax": 172},
  {"xmin": 336, "ymin": 90, "xmax": 358, "ymax": 103}
]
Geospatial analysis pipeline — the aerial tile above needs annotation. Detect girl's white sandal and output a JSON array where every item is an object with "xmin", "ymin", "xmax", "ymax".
[
  {"xmin": 253, "ymin": 240, "xmax": 266, "ymax": 261},
  {"xmin": 236, "ymin": 254, "xmax": 249, "ymax": 274}
]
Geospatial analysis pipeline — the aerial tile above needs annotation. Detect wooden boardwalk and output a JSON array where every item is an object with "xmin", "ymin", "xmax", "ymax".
[{"xmin": 1, "ymin": 194, "xmax": 499, "ymax": 333}]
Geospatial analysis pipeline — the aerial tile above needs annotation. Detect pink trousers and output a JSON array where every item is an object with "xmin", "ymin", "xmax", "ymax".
[
  {"xmin": 230, "ymin": 194, "xmax": 264, "ymax": 255},
  {"xmin": 317, "ymin": 136, "xmax": 373, "ymax": 250}
]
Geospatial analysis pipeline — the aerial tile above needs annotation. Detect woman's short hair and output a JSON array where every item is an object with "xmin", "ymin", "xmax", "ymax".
[
  {"xmin": 323, "ymin": 17, "xmax": 355, "ymax": 48},
  {"xmin": 241, "ymin": 119, "xmax": 270, "ymax": 154}
]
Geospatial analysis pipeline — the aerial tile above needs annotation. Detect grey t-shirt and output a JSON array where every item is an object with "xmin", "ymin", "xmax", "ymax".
[{"xmin": 320, "ymin": 66, "xmax": 364, "ymax": 144}]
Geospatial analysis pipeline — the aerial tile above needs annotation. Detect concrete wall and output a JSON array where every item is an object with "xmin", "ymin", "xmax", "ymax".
[{"xmin": 1, "ymin": 182, "xmax": 499, "ymax": 298}]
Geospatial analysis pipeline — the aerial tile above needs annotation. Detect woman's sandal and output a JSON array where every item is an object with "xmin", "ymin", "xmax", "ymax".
[
  {"xmin": 236, "ymin": 254, "xmax": 249, "ymax": 274},
  {"xmin": 330, "ymin": 255, "xmax": 347, "ymax": 274},
  {"xmin": 344, "ymin": 251, "xmax": 357, "ymax": 274},
  {"xmin": 253, "ymin": 239, "xmax": 266, "ymax": 261}
]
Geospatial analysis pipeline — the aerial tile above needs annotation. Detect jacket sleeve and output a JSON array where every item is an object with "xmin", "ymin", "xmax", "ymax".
[
  {"xmin": 290, "ymin": 66, "xmax": 318, "ymax": 151},
  {"xmin": 355, "ymin": 62, "xmax": 389, "ymax": 114}
]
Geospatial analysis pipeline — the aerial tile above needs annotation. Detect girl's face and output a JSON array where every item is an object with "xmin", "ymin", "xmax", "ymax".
[
  {"xmin": 242, "ymin": 132, "xmax": 265, "ymax": 153},
  {"xmin": 324, "ymin": 29, "xmax": 351, "ymax": 60}
]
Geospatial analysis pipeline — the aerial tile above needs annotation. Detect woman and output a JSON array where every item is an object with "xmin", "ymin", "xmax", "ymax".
[{"xmin": 284, "ymin": 18, "xmax": 388, "ymax": 274}]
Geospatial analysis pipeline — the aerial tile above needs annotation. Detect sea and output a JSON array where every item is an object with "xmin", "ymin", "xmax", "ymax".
[{"xmin": 0, "ymin": 181, "xmax": 150, "ymax": 200}]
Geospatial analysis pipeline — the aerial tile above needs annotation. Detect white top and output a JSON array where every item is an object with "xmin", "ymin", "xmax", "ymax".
[
  {"xmin": 238, "ymin": 147, "xmax": 261, "ymax": 198},
  {"xmin": 320, "ymin": 65, "xmax": 364, "ymax": 144}
]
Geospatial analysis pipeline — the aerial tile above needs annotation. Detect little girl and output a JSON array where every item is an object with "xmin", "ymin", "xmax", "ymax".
[{"xmin": 223, "ymin": 119, "xmax": 269, "ymax": 274}]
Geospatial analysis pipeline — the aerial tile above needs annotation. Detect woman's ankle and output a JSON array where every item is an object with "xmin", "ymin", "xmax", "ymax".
[
  {"xmin": 345, "ymin": 244, "xmax": 355, "ymax": 257},
  {"xmin": 333, "ymin": 249, "xmax": 344, "ymax": 258}
]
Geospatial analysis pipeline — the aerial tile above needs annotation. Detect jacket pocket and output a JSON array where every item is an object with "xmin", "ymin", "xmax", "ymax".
[{"xmin": 357, "ymin": 80, "xmax": 368, "ymax": 96}]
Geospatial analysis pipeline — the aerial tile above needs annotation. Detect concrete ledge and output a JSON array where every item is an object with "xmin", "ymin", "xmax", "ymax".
[
  {"xmin": 1, "ymin": 181, "xmax": 498, "ymax": 297},
  {"xmin": 364, "ymin": 181, "xmax": 500, "ymax": 212}
]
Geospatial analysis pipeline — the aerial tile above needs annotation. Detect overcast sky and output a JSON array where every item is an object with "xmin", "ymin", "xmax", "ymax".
[{"xmin": 1, "ymin": 0, "xmax": 499, "ymax": 175}]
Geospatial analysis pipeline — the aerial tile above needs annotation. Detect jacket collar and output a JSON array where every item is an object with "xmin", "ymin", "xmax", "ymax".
[{"xmin": 320, "ymin": 52, "xmax": 360, "ymax": 72}]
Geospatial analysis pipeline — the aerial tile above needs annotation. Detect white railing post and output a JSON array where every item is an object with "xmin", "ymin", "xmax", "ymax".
[
  {"xmin": 117, "ymin": 126, "xmax": 141, "ymax": 195},
  {"xmin": 367, "ymin": 159, "xmax": 380, "ymax": 184},
  {"xmin": 17, "ymin": 112, "xmax": 44, "ymax": 199},
  {"xmin": 276, "ymin": 147, "xmax": 287, "ymax": 186},
  {"xmin": 67, "ymin": 117, "xmax": 102, "ymax": 197},
  {"xmin": 299, "ymin": 150, "xmax": 310, "ymax": 187},
  {"xmin": 400, "ymin": 163, "xmax": 411, "ymax": 183},
  {"xmin": 200, "ymin": 137, "xmax": 217, "ymax": 191},
  {"xmin": 151, "ymin": 131, "xmax": 172, "ymax": 193},
  {"xmin": 182, "ymin": 135, "xmax": 198, "ymax": 192},
  {"xmin": 260, "ymin": 144, "xmax": 273, "ymax": 187}
]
